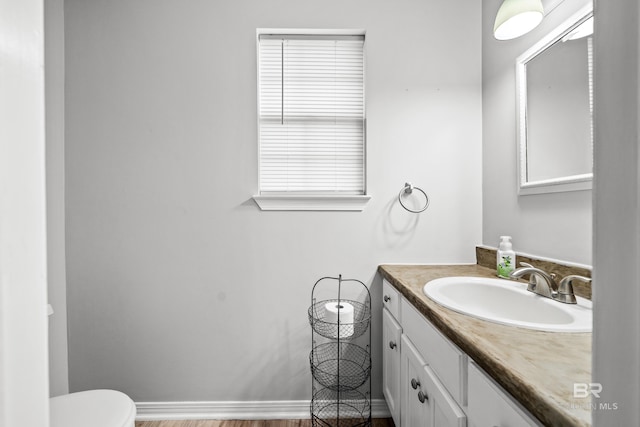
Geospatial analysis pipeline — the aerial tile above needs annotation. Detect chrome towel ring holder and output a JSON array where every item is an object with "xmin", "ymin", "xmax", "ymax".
[{"xmin": 398, "ymin": 182, "xmax": 430, "ymax": 213}]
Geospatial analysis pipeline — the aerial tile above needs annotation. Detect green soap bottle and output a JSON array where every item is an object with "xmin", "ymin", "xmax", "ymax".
[{"xmin": 497, "ymin": 236, "xmax": 516, "ymax": 278}]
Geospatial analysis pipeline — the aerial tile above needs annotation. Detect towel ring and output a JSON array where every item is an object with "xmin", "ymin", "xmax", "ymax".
[{"xmin": 398, "ymin": 182, "xmax": 429, "ymax": 213}]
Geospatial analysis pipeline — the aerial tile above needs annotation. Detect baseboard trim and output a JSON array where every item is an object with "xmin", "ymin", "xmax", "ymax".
[{"xmin": 136, "ymin": 399, "xmax": 390, "ymax": 421}]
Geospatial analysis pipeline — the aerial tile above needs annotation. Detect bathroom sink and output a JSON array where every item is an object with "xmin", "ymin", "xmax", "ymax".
[{"xmin": 423, "ymin": 276, "xmax": 592, "ymax": 332}]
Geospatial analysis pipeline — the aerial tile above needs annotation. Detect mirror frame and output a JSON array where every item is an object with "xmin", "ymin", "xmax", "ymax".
[{"xmin": 516, "ymin": 4, "xmax": 594, "ymax": 195}]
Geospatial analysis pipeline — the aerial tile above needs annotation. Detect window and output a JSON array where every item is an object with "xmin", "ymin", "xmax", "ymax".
[{"xmin": 254, "ymin": 30, "xmax": 370, "ymax": 211}]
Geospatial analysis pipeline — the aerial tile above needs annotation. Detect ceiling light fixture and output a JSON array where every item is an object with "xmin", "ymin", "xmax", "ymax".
[{"xmin": 494, "ymin": 0, "xmax": 545, "ymax": 40}]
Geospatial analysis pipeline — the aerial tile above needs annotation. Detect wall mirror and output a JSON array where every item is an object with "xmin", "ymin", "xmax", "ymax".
[{"xmin": 516, "ymin": 5, "xmax": 594, "ymax": 195}]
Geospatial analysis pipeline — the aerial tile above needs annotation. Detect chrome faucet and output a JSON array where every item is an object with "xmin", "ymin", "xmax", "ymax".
[
  {"xmin": 510, "ymin": 262, "xmax": 558, "ymax": 299},
  {"xmin": 509, "ymin": 262, "xmax": 591, "ymax": 304}
]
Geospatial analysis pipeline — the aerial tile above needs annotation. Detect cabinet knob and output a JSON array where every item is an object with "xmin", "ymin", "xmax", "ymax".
[
  {"xmin": 418, "ymin": 390, "xmax": 428, "ymax": 403},
  {"xmin": 389, "ymin": 341, "xmax": 397, "ymax": 350},
  {"xmin": 411, "ymin": 378, "xmax": 420, "ymax": 390},
  {"xmin": 383, "ymin": 295, "xmax": 391, "ymax": 302}
]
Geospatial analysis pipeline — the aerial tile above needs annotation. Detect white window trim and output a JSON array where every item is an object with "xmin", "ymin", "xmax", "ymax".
[
  {"xmin": 253, "ymin": 194, "xmax": 371, "ymax": 211},
  {"xmin": 253, "ymin": 28, "xmax": 371, "ymax": 211}
]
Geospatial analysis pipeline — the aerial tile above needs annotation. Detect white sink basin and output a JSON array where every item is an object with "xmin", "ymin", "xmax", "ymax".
[{"xmin": 423, "ymin": 276, "xmax": 592, "ymax": 332}]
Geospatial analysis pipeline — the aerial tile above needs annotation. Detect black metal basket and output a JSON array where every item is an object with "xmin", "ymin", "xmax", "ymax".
[
  {"xmin": 311, "ymin": 388, "xmax": 371, "ymax": 427},
  {"xmin": 310, "ymin": 342, "xmax": 371, "ymax": 391},
  {"xmin": 308, "ymin": 299, "xmax": 371, "ymax": 340},
  {"xmin": 309, "ymin": 276, "xmax": 371, "ymax": 427}
]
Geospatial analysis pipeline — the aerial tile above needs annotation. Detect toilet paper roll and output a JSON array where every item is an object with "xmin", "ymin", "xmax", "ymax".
[{"xmin": 324, "ymin": 302, "xmax": 355, "ymax": 338}]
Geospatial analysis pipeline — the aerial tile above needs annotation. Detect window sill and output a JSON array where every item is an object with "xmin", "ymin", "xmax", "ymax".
[{"xmin": 252, "ymin": 194, "xmax": 371, "ymax": 211}]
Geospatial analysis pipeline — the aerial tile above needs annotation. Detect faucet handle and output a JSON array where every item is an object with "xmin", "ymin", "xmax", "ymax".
[
  {"xmin": 555, "ymin": 275, "xmax": 591, "ymax": 304},
  {"xmin": 561, "ymin": 274, "xmax": 591, "ymax": 284}
]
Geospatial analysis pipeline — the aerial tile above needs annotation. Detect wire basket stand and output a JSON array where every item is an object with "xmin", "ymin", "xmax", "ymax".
[{"xmin": 308, "ymin": 275, "xmax": 372, "ymax": 427}]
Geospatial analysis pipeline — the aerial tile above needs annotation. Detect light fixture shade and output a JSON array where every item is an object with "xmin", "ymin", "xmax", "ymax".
[{"xmin": 494, "ymin": 0, "xmax": 544, "ymax": 40}]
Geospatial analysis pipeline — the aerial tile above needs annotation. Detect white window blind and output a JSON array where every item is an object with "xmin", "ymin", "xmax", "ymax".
[{"xmin": 258, "ymin": 34, "xmax": 365, "ymax": 195}]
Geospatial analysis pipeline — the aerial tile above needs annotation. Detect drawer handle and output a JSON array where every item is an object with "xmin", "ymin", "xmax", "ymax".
[
  {"xmin": 383, "ymin": 295, "xmax": 391, "ymax": 303},
  {"xmin": 418, "ymin": 390, "xmax": 428, "ymax": 403},
  {"xmin": 411, "ymin": 378, "xmax": 420, "ymax": 390},
  {"xmin": 389, "ymin": 341, "xmax": 397, "ymax": 350}
]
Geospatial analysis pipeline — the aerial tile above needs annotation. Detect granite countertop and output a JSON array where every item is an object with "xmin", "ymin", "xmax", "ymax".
[{"xmin": 378, "ymin": 264, "xmax": 592, "ymax": 427}]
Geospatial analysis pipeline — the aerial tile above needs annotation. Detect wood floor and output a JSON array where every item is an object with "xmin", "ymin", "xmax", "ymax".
[{"xmin": 135, "ymin": 419, "xmax": 395, "ymax": 427}]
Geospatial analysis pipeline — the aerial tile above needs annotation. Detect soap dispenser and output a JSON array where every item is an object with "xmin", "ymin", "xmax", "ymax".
[{"xmin": 497, "ymin": 236, "xmax": 516, "ymax": 278}]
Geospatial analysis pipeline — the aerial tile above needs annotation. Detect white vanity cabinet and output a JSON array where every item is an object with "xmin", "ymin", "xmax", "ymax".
[
  {"xmin": 381, "ymin": 278, "xmax": 542, "ymax": 427},
  {"xmin": 381, "ymin": 279, "xmax": 466, "ymax": 427}
]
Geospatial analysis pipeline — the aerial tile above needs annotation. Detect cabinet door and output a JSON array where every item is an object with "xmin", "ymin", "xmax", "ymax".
[
  {"xmin": 402, "ymin": 335, "xmax": 467, "ymax": 427},
  {"xmin": 401, "ymin": 335, "xmax": 429, "ymax": 427},
  {"xmin": 383, "ymin": 307, "xmax": 402, "ymax": 426},
  {"xmin": 467, "ymin": 361, "xmax": 543, "ymax": 427},
  {"xmin": 421, "ymin": 365, "xmax": 467, "ymax": 427}
]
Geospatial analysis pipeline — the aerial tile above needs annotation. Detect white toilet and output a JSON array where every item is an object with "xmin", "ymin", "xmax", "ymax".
[
  {"xmin": 50, "ymin": 389, "xmax": 136, "ymax": 427},
  {"xmin": 47, "ymin": 305, "xmax": 136, "ymax": 427}
]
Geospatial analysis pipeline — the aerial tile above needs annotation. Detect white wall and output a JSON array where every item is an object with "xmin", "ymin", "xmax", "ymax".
[
  {"xmin": 45, "ymin": 0, "xmax": 69, "ymax": 397},
  {"xmin": 64, "ymin": 0, "xmax": 482, "ymax": 401},
  {"xmin": 592, "ymin": 0, "xmax": 640, "ymax": 424},
  {"xmin": 0, "ymin": 0, "xmax": 50, "ymax": 425},
  {"xmin": 482, "ymin": 0, "xmax": 592, "ymax": 265}
]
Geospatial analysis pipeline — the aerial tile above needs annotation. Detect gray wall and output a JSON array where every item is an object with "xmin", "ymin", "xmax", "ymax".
[
  {"xmin": 65, "ymin": 0, "xmax": 482, "ymax": 401},
  {"xmin": 593, "ymin": 0, "xmax": 640, "ymax": 423},
  {"xmin": 45, "ymin": 0, "xmax": 69, "ymax": 397},
  {"xmin": 482, "ymin": 0, "xmax": 592, "ymax": 265}
]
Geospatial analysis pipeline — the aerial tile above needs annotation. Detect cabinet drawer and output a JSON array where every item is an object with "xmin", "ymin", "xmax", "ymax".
[
  {"xmin": 401, "ymin": 298, "xmax": 467, "ymax": 406},
  {"xmin": 382, "ymin": 279, "xmax": 401, "ymax": 321},
  {"xmin": 468, "ymin": 361, "xmax": 543, "ymax": 427}
]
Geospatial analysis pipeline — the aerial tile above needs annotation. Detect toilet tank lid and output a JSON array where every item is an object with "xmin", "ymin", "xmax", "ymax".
[{"xmin": 50, "ymin": 389, "xmax": 136, "ymax": 427}]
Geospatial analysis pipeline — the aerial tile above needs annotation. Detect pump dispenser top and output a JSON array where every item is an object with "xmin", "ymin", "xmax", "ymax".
[{"xmin": 499, "ymin": 236, "xmax": 512, "ymax": 251}]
